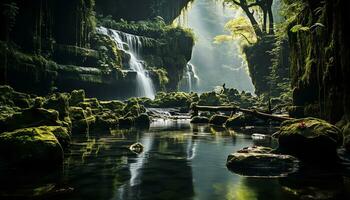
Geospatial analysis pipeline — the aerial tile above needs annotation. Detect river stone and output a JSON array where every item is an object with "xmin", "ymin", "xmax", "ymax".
[
  {"xmin": 273, "ymin": 117, "xmax": 342, "ymax": 162},
  {"xmin": 226, "ymin": 146, "xmax": 299, "ymax": 177},
  {"xmin": 119, "ymin": 117, "xmax": 134, "ymax": 128},
  {"xmin": 209, "ymin": 115, "xmax": 229, "ymax": 126},
  {"xmin": 0, "ymin": 126, "xmax": 65, "ymax": 167},
  {"xmin": 69, "ymin": 89, "xmax": 85, "ymax": 106},
  {"xmin": 225, "ymin": 114, "xmax": 246, "ymax": 128},
  {"xmin": 190, "ymin": 116, "xmax": 209, "ymax": 124},
  {"xmin": 69, "ymin": 106, "xmax": 95, "ymax": 134},
  {"xmin": 135, "ymin": 113, "xmax": 150, "ymax": 128}
]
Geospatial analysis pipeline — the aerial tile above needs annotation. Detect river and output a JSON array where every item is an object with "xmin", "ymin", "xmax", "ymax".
[{"xmin": 0, "ymin": 119, "xmax": 349, "ymax": 200}]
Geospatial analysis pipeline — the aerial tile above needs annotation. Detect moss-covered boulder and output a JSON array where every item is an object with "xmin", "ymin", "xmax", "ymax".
[
  {"xmin": 209, "ymin": 115, "xmax": 229, "ymax": 126},
  {"xmin": 226, "ymin": 146, "xmax": 299, "ymax": 177},
  {"xmin": 0, "ymin": 126, "xmax": 65, "ymax": 167},
  {"xmin": 273, "ymin": 118, "xmax": 343, "ymax": 162},
  {"xmin": 135, "ymin": 113, "xmax": 150, "ymax": 128},
  {"xmin": 100, "ymin": 100, "xmax": 125, "ymax": 112},
  {"xmin": 190, "ymin": 116, "xmax": 209, "ymax": 124},
  {"xmin": 0, "ymin": 85, "xmax": 32, "ymax": 108},
  {"xmin": 69, "ymin": 107, "xmax": 95, "ymax": 134},
  {"xmin": 119, "ymin": 117, "xmax": 134, "ymax": 128},
  {"xmin": 69, "ymin": 90, "xmax": 85, "ymax": 106},
  {"xmin": 225, "ymin": 115, "xmax": 246, "ymax": 128},
  {"xmin": 44, "ymin": 126, "xmax": 71, "ymax": 150},
  {"xmin": 43, "ymin": 93, "xmax": 71, "ymax": 129},
  {"xmin": 92, "ymin": 112, "xmax": 119, "ymax": 132},
  {"xmin": 0, "ymin": 108, "xmax": 62, "ymax": 133},
  {"xmin": 123, "ymin": 99, "xmax": 146, "ymax": 118}
]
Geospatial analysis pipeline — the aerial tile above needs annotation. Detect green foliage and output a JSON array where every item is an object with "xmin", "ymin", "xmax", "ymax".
[
  {"xmin": 214, "ymin": 17, "xmax": 257, "ymax": 45},
  {"xmin": 290, "ymin": 24, "xmax": 310, "ymax": 33}
]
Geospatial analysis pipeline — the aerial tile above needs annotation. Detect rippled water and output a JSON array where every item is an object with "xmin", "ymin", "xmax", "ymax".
[{"xmin": 1, "ymin": 119, "xmax": 350, "ymax": 200}]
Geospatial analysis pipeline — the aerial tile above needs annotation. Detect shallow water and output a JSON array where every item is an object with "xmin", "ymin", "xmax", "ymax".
[{"xmin": 1, "ymin": 119, "xmax": 349, "ymax": 200}]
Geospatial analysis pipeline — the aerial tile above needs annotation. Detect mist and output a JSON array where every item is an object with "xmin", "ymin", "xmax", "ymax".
[{"xmin": 176, "ymin": 0, "xmax": 255, "ymax": 93}]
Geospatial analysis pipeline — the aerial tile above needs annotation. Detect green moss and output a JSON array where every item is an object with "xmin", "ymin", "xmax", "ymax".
[{"xmin": 0, "ymin": 126, "xmax": 64, "ymax": 166}]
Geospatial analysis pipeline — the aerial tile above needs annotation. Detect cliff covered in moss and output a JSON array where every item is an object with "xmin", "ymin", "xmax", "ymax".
[
  {"xmin": 0, "ymin": 0, "xmax": 194, "ymax": 98},
  {"xmin": 286, "ymin": 0, "xmax": 349, "ymax": 125}
]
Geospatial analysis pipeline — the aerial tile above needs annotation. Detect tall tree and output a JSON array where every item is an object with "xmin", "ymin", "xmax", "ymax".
[{"xmin": 225, "ymin": 0, "xmax": 275, "ymax": 40}]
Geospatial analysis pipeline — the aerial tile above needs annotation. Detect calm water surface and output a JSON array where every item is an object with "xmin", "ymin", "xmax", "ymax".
[{"xmin": 1, "ymin": 119, "xmax": 349, "ymax": 200}]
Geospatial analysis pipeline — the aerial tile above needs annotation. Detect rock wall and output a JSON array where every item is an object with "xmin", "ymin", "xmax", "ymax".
[
  {"xmin": 288, "ymin": 0, "xmax": 350, "ymax": 124},
  {"xmin": 0, "ymin": 0, "xmax": 194, "ymax": 98}
]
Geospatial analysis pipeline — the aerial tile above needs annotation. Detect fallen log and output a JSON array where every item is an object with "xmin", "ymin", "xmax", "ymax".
[{"xmin": 192, "ymin": 105, "xmax": 294, "ymax": 122}]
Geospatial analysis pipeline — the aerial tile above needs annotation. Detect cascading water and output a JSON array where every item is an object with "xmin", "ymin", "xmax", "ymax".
[
  {"xmin": 179, "ymin": 62, "xmax": 199, "ymax": 92},
  {"xmin": 97, "ymin": 27, "xmax": 155, "ymax": 99}
]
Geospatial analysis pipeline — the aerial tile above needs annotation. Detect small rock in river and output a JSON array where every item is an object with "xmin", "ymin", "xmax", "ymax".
[{"xmin": 129, "ymin": 142, "xmax": 144, "ymax": 154}]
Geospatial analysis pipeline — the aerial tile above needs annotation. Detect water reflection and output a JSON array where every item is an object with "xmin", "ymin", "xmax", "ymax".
[{"xmin": 0, "ymin": 119, "xmax": 349, "ymax": 200}]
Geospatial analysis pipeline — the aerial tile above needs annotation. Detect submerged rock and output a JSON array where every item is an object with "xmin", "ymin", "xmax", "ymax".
[
  {"xmin": 209, "ymin": 115, "xmax": 229, "ymax": 126},
  {"xmin": 227, "ymin": 146, "xmax": 299, "ymax": 177},
  {"xmin": 129, "ymin": 142, "xmax": 144, "ymax": 154},
  {"xmin": 190, "ymin": 116, "xmax": 209, "ymax": 124},
  {"xmin": 0, "ymin": 126, "xmax": 65, "ymax": 167},
  {"xmin": 273, "ymin": 118, "xmax": 343, "ymax": 163}
]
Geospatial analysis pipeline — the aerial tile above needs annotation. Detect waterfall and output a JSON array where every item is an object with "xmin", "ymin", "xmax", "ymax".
[
  {"xmin": 97, "ymin": 27, "xmax": 155, "ymax": 99},
  {"xmin": 184, "ymin": 62, "xmax": 199, "ymax": 92}
]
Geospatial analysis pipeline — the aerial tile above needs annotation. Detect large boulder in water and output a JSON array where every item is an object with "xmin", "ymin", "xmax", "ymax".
[
  {"xmin": 209, "ymin": 115, "xmax": 229, "ymax": 126},
  {"xmin": 226, "ymin": 146, "xmax": 299, "ymax": 177},
  {"xmin": 190, "ymin": 116, "xmax": 209, "ymax": 124},
  {"xmin": 273, "ymin": 118, "xmax": 343, "ymax": 162},
  {"xmin": 0, "ymin": 126, "xmax": 66, "ymax": 167}
]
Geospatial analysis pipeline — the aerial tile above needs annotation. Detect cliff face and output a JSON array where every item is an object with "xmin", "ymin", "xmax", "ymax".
[
  {"xmin": 95, "ymin": 0, "xmax": 192, "ymax": 24},
  {"xmin": 288, "ymin": 0, "xmax": 350, "ymax": 124},
  {"xmin": 0, "ymin": 0, "xmax": 194, "ymax": 98}
]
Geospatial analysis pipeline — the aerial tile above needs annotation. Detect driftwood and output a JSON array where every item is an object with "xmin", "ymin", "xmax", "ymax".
[{"xmin": 192, "ymin": 105, "xmax": 294, "ymax": 122}]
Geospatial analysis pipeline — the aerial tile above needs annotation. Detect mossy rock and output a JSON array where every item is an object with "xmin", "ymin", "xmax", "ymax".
[
  {"xmin": 119, "ymin": 117, "xmax": 134, "ymax": 128},
  {"xmin": 342, "ymin": 122, "xmax": 350, "ymax": 152},
  {"xmin": 0, "ymin": 126, "xmax": 65, "ymax": 167},
  {"xmin": 69, "ymin": 107, "xmax": 95, "ymax": 134},
  {"xmin": 135, "ymin": 113, "xmax": 150, "ymax": 128},
  {"xmin": 273, "ymin": 118, "xmax": 343, "ymax": 162},
  {"xmin": 190, "ymin": 116, "xmax": 209, "ymax": 124},
  {"xmin": 69, "ymin": 90, "xmax": 85, "ymax": 106},
  {"xmin": 123, "ymin": 100, "xmax": 146, "ymax": 118},
  {"xmin": 44, "ymin": 126, "xmax": 71, "ymax": 150},
  {"xmin": 43, "ymin": 93, "xmax": 70, "ymax": 121},
  {"xmin": 0, "ymin": 108, "xmax": 62, "ymax": 133},
  {"xmin": 209, "ymin": 115, "xmax": 229, "ymax": 126},
  {"xmin": 0, "ymin": 85, "xmax": 32, "ymax": 108},
  {"xmin": 83, "ymin": 98, "xmax": 101, "ymax": 109},
  {"xmin": 92, "ymin": 112, "xmax": 118, "ymax": 132},
  {"xmin": 100, "ymin": 100, "xmax": 125, "ymax": 112},
  {"xmin": 225, "ymin": 115, "xmax": 246, "ymax": 128},
  {"xmin": 227, "ymin": 146, "xmax": 299, "ymax": 177}
]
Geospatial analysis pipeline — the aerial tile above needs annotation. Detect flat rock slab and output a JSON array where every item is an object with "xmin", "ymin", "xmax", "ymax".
[{"xmin": 226, "ymin": 146, "xmax": 299, "ymax": 177}]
